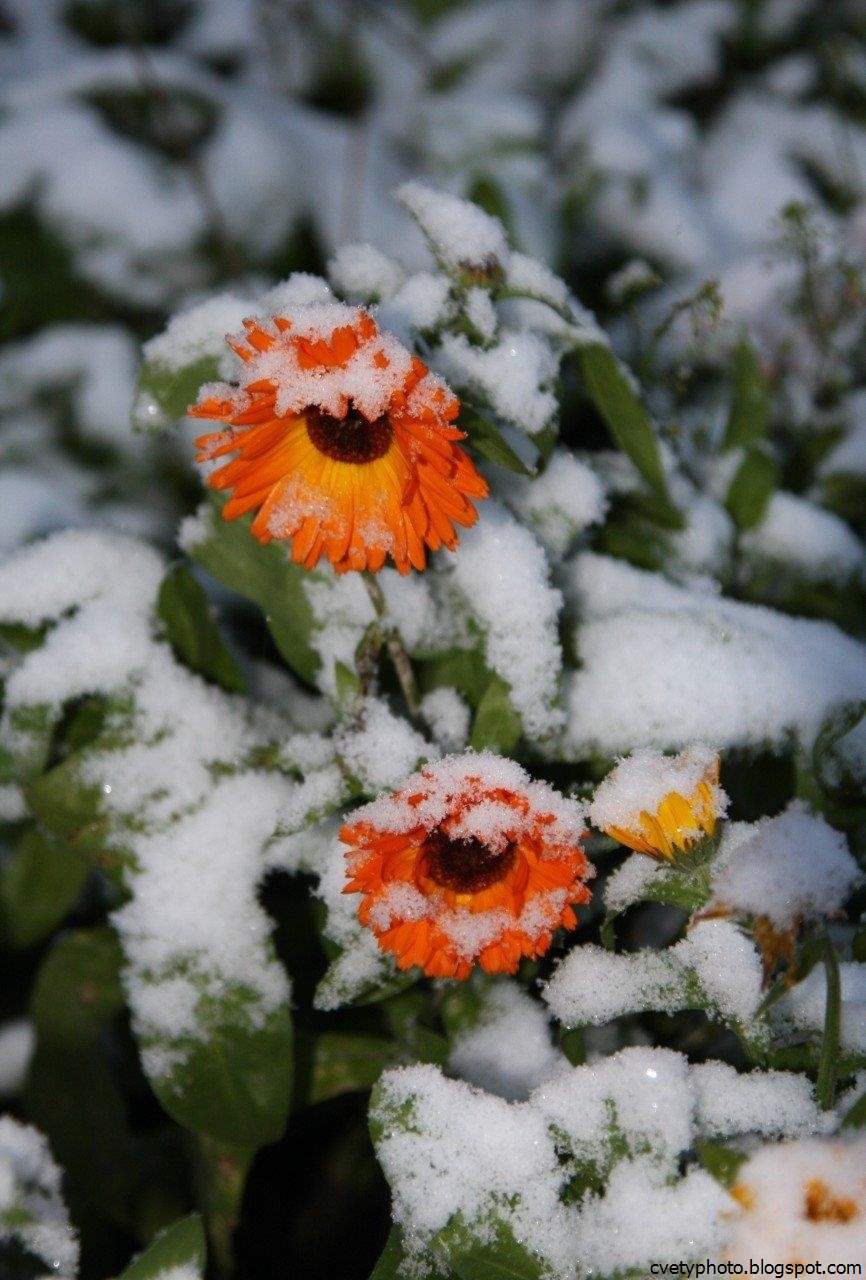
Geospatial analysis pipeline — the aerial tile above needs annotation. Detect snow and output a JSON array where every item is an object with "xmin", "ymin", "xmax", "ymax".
[
  {"xmin": 141, "ymin": 293, "xmax": 256, "ymax": 376},
  {"xmin": 420, "ymin": 688, "xmax": 471, "ymax": 753},
  {"xmin": 588, "ymin": 744, "xmax": 725, "ymax": 834},
  {"xmin": 448, "ymin": 985, "xmax": 566, "ymax": 1101},
  {"xmin": 436, "ymin": 330, "xmax": 558, "ymax": 435},
  {"xmin": 722, "ymin": 1135, "xmax": 866, "ymax": 1264},
  {"xmin": 690, "ymin": 1061, "xmax": 830, "ymax": 1140},
  {"xmin": 451, "ymin": 503, "xmax": 564, "ymax": 738},
  {"xmin": 0, "ymin": 1116, "xmax": 78, "ymax": 1279},
  {"xmin": 335, "ymin": 697, "xmax": 435, "ymax": 794},
  {"xmin": 709, "ymin": 805, "xmax": 861, "ymax": 927},
  {"xmin": 563, "ymin": 553, "xmax": 866, "ymax": 755},
  {"xmin": 501, "ymin": 449, "xmax": 607, "ymax": 559},
  {"xmin": 0, "ymin": 531, "xmax": 294, "ymax": 1082},
  {"xmin": 0, "ymin": 1019, "xmax": 34, "ymax": 1097},
  {"xmin": 776, "ymin": 962, "xmax": 866, "ymax": 1055},
  {"xmin": 328, "ymin": 243, "xmax": 405, "ymax": 302},
  {"xmin": 741, "ymin": 491, "xmax": 865, "ymax": 584},
  {"xmin": 396, "ymin": 181, "xmax": 510, "ymax": 274},
  {"xmin": 544, "ymin": 919, "xmax": 765, "ymax": 1035}
]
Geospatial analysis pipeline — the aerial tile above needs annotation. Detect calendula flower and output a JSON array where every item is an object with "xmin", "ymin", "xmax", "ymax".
[
  {"xmin": 188, "ymin": 302, "xmax": 488, "ymax": 574},
  {"xmin": 341, "ymin": 753, "xmax": 594, "ymax": 980},
  {"xmin": 722, "ymin": 1137, "xmax": 866, "ymax": 1264},
  {"xmin": 589, "ymin": 745, "xmax": 726, "ymax": 860}
]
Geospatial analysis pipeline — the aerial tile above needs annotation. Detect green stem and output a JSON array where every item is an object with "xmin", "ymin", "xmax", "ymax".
[
  {"xmin": 816, "ymin": 931, "xmax": 842, "ymax": 1111},
  {"xmin": 362, "ymin": 574, "xmax": 422, "ymax": 720},
  {"xmin": 192, "ymin": 1135, "xmax": 254, "ymax": 1278}
]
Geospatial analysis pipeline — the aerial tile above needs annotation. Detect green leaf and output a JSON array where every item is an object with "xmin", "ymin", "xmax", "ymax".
[
  {"xmin": 577, "ymin": 343, "xmax": 677, "ymax": 515},
  {"xmin": 0, "ymin": 703, "xmax": 56, "ymax": 786},
  {"xmin": 469, "ymin": 674, "xmax": 522, "ymax": 752},
  {"xmin": 186, "ymin": 495, "xmax": 320, "ymax": 685},
  {"xmin": 369, "ymin": 1226, "xmax": 405, "ymax": 1280},
  {"xmin": 25, "ymin": 754, "xmax": 132, "ymax": 889},
  {"xmin": 144, "ymin": 989, "xmax": 292, "ymax": 1148},
  {"xmin": 461, "ymin": 408, "xmax": 533, "ymax": 476},
  {"xmin": 842, "ymin": 1090, "xmax": 866, "ymax": 1130},
  {"xmin": 119, "ymin": 1214, "xmax": 206, "ymax": 1280},
  {"xmin": 725, "ymin": 340, "xmax": 771, "ymax": 449},
  {"xmin": 335, "ymin": 659, "xmax": 362, "ymax": 706},
  {"xmin": 0, "ymin": 826, "xmax": 88, "ymax": 948},
  {"xmin": 26, "ymin": 929, "xmax": 137, "ymax": 1229},
  {"xmin": 133, "ymin": 356, "xmax": 221, "ymax": 432},
  {"xmin": 697, "ymin": 1140, "xmax": 747, "ymax": 1188},
  {"xmin": 157, "ymin": 564, "xmax": 245, "ymax": 692},
  {"xmin": 295, "ymin": 1032, "xmax": 400, "ymax": 1108},
  {"xmin": 421, "ymin": 648, "xmax": 490, "ymax": 708},
  {"xmin": 725, "ymin": 447, "xmax": 779, "ymax": 530},
  {"xmin": 432, "ymin": 1220, "xmax": 544, "ymax": 1280}
]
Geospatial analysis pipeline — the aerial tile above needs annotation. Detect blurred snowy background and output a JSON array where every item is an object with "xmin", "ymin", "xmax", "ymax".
[{"xmin": 3, "ymin": 0, "xmax": 866, "ymax": 560}]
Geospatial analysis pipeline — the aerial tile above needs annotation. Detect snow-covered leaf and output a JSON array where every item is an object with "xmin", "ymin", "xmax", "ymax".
[{"xmin": 118, "ymin": 1214, "xmax": 206, "ymax": 1280}]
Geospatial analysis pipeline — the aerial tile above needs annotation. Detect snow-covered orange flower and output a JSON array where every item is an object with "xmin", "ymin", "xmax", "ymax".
[
  {"xmin": 588, "ymin": 745, "xmax": 726, "ymax": 860},
  {"xmin": 188, "ymin": 302, "xmax": 488, "ymax": 574},
  {"xmin": 341, "ymin": 753, "xmax": 594, "ymax": 979}
]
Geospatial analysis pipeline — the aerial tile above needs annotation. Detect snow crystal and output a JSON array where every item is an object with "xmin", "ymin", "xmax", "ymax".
[
  {"xmin": 336, "ymin": 697, "xmax": 434, "ymax": 794},
  {"xmin": 563, "ymin": 553, "xmax": 866, "ymax": 754},
  {"xmin": 372, "ymin": 1063, "xmax": 577, "ymax": 1275},
  {"xmin": 544, "ymin": 920, "xmax": 764, "ymax": 1032},
  {"xmin": 420, "ymin": 687, "xmax": 471, "ymax": 753},
  {"xmin": 277, "ymin": 764, "xmax": 346, "ymax": 835},
  {"xmin": 603, "ymin": 852, "xmax": 662, "ymax": 914},
  {"xmin": 0, "ymin": 1019, "xmax": 33, "ymax": 1097},
  {"xmin": 141, "ymin": 293, "xmax": 255, "ymax": 376},
  {"xmin": 776, "ymin": 962, "xmax": 866, "ymax": 1054},
  {"xmin": 437, "ymin": 329, "xmax": 557, "ymax": 435},
  {"xmin": 112, "ymin": 772, "xmax": 290, "ymax": 1069},
  {"xmin": 464, "ymin": 287, "xmax": 497, "ymax": 343},
  {"xmin": 396, "ymin": 181, "xmax": 510, "ymax": 274},
  {"xmin": 589, "ymin": 744, "xmax": 726, "ymax": 834},
  {"xmin": 721, "ymin": 1135, "xmax": 866, "ymax": 1264},
  {"xmin": 573, "ymin": 1157, "xmax": 731, "ymax": 1271},
  {"xmin": 709, "ymin": 805, "xmax": 861, "ymax": 927},
  {"xmin": 452, "ymin": 503, "xmax": 564, "ymax": 738},
  {"xmin": 670, "ymin": 493, "xmax": 735, "ymax": 576},
  {"xmin": 0, "ymin": 1116, "xmax": 78, "ymax": 1279},
  {"xmin": 328, "ymin": 243, "xmax": 405, "ymax": 302},
  {"xmin": 502, "ymin": 449, "xmax": 607, "ymax": 559},
  {"xmin": 448, "ymin": 985, "xmax": 565, "ymax": 1101},
  {"xmin": 533, "ymin": 1046, "xmax": 694, "ymax": 1166},
  {"xmin": 690, "ymin": 1061, "xmax": 830, "ymax": 1140},
  {"xmin": 741, "ymin": 491, "xmax": 864, "ymax": 584},
  {"xmin": 379, "ymin": 272, "xmax": 454, "ymax": 335}
]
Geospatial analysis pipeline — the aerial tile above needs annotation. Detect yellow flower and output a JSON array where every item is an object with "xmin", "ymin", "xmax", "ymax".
[{"xmin": 589, "ymin": 745, "xmax": 726, "ymax": 860}]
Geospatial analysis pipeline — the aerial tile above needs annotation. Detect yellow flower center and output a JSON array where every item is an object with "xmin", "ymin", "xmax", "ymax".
[
  {"xmin": 305, "ymin": 407, "xmax": 393, "ymax": 464},
  {"xmin": 422, "ymin": 830, "xmax": 517, "ymax": 894}
]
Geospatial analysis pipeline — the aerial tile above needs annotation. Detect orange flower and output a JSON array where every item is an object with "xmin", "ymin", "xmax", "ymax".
[
  {"xmin": 188, "ymin": 303, "xmax": 488, "ymax": 574},
  {"xmin": 589, "ymin": 745, "xmax": 726, "ymax": 860},
  {"xmin": 341, "ymin": 753, "xmax": 594, "ymax": 979}
]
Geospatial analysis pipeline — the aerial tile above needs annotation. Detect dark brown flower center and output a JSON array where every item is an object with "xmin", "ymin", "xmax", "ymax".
[
  {"xmin": 422, "ymin": 829, "xmax": 517, "ymax": 894},
  {"xmin": 305, "ymin": 407, "xmax": 393, "ymax": 464}
]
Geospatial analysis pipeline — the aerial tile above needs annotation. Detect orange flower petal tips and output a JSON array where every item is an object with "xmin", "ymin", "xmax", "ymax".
[
  {"xmin": 589, "ymin": 745, "xmax": 727, "ymax": 860},
  {"xmin": 187, "ymin": 302, "xmax": 488, "ymax": 574},
  {"xmin": 340, "ymin": 752, "xmax": 594, "ymax": 980}
]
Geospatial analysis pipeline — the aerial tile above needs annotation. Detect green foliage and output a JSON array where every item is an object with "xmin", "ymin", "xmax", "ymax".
[
  {"xmin": 133, "ymin": 356, "xmax": 221, "ymax": 432},
  {"xmin": 469, "ymin": 674, "xmax": 522, "ymax": 752},
  {"xmin": 725, "ymin": 445, "xmax": 780, "ymax": 529},
  {"xmin": 118, "ymin": 1215, "xmax": 206, "ymax": 1280},
  {"xmin": 157, "ymin": 563, "xmax": 245, "ymax": 692},
  {"xmin": 185, "ymin": 495, "xmax": 320, "ymax": 685},
  {"xmin": 696, "ymin": 1141, "xmax": 747, "ymax": 1188},
  {"xmin": 577, "ymin": 342, "xmax": 679, "ymax": 521},
  {"xmin": 143, "ymin": 985, "xmax": 292, "ymax": 1148},
  {"xmin": 724, "ymin": 340, "xmax": 772, "ymax": 449},
  {"xmin": 461, "ymin": 407, "xmax": 533, "ymax": 475},
  {"xmin": 0, "ymin": 826, "xmax": 88, "ymax": 948}
]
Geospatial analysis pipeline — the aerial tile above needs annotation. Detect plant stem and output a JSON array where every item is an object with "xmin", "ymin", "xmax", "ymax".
[
  {"xmin": 816, "ymin": 931, "xmax": 842, "ymax": 1111},
  {"xmin": 362, "ymin": 573, "xmax": 422, "ymax": 720},
  {"xmin": 193, "ymin": 1135, "xmax": 254, "ymax": 1278}
]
